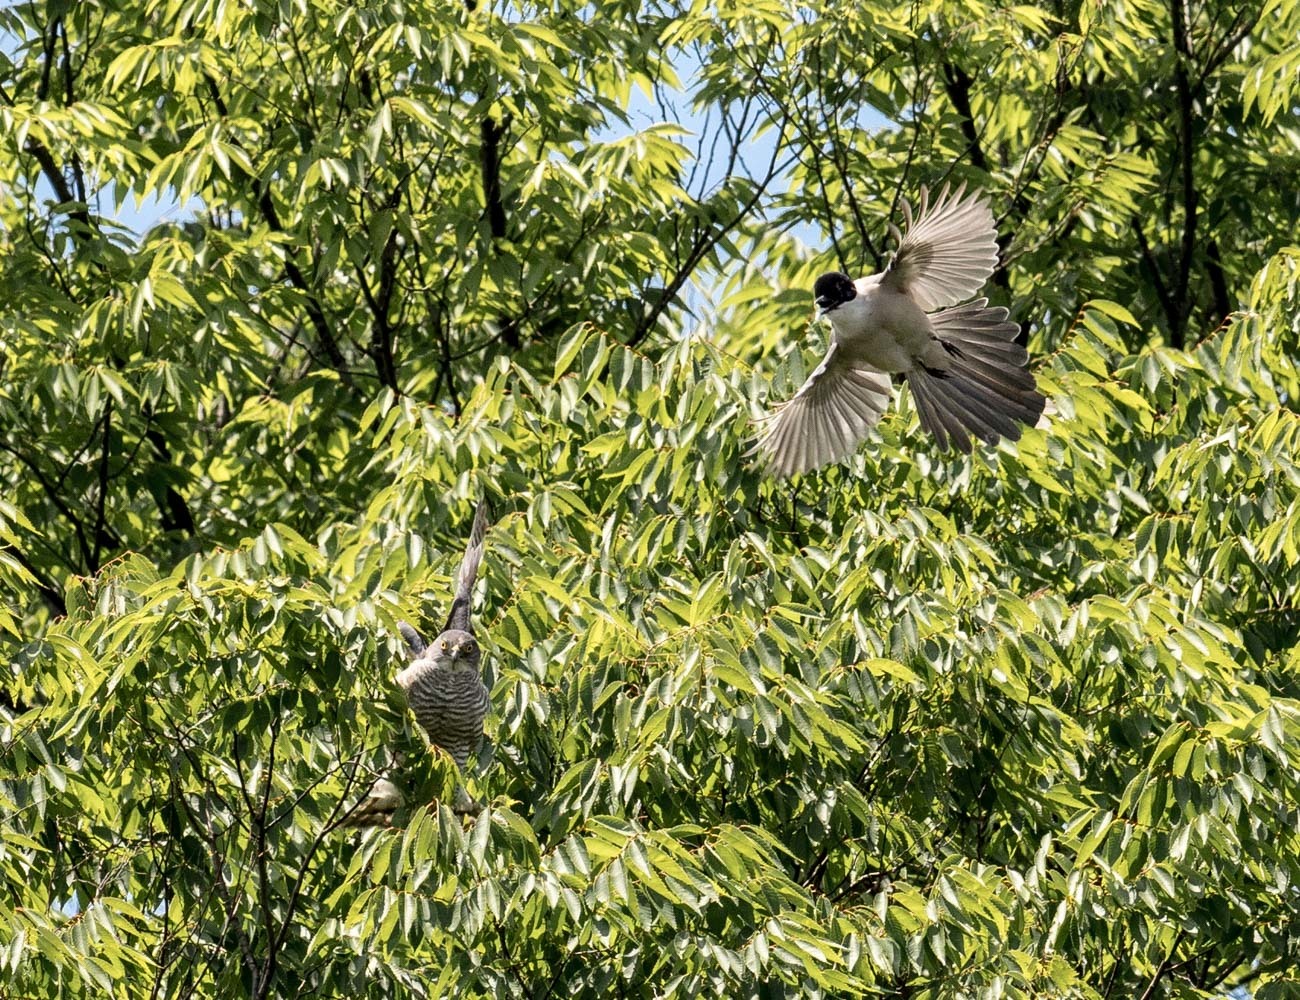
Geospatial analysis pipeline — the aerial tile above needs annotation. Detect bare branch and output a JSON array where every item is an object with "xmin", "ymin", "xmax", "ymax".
[
  {"xmin": 1168, "ymin": 0, "xmax": 1198, "ymax": 348},
  {"xmin": 91, "ymin": 398, "xmax": 113, "ymax": 571}
]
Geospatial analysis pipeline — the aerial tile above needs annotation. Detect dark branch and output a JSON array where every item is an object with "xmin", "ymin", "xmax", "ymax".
[
  {"xmin": 0, "ymin": 543, "xmax": 66, "ymax": 617},
  {"xmin": 1194, "ymin": 10, "xmax": 1260, "ymax": 97},
  {"xmin": 0, "ymin": 438, "xmax": 123, "ymax": 567},
  {"xmin": 480, "ymin": 114, "xmax": 519, "ymax": 350},
  {"xmin": 145, "ymin": 423, "xmax": 196, "ymax": 536},
  {"xmin": 201, "ymin": 73, "xmax": 353, "ymax": 383},
  {"xmin": 941, "ymin": 62, "xmax": 989, "ymax": 173},
  {"xmin": 1132, "ymin": 217, "xmax": 1177, "ymax": 333},
  {"xmin": 21, "ymin": 137, "xmax": 93, "ymax": 239},
  {"xmin": 1138, "ymin": 927, "xmax": 1188, "ymax": 1000},
  {"xmin": 57, "ymin": 18, "xmax": 87, "ymax": 210},
  {"xmin": 941, "ymin": 60, "xmax": 1011, "ymax": 296},
  {"xmin": 1168, "ymin": 0, "xmax": 1198, "ymax": 348},
  {"xmin": 627, "ymin": 146, "xmax": 796, "ymax": 349},
  {"xmin": 358, "ymin": 224, "xmax": 402, "ymax": 390},
  {"xmin": 256, "ymin": 184, "xmax": 353, "ymax": 379},
  {"xmin": 1205, "ymin": 238, "xmax": 1231, "ymax": 326},
  {"xmin": 91, "ymin": 398, "xmax": 113, "ymax": 571},
  {"xmin": 480, "ymin": 115, "xmax": 509, "ymax": 240},
  {"xmin": 812, "ymin": 41, "xmax": 879, "ymax": 268}
]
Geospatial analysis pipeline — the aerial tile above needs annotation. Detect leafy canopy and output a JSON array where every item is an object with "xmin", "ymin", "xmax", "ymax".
[{"xmin": 3, "ymin": 0, "xmax": 1300, "ymax": 997}]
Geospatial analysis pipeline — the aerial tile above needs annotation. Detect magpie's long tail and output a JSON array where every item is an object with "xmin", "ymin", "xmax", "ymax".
[{"xmin": 907, "ymin": 299, "xmax": 1046, "ymax": 452}]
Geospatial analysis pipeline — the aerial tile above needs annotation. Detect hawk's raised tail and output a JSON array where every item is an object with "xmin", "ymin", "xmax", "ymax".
[{"xmin": 444, "ymin": 496, "xmax": 489, "ymax": 634}]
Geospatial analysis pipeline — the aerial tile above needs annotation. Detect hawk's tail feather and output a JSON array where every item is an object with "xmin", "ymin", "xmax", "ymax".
[
  {"xmin": 908, "ymin": 301, "xmax": 1046, "ymax": 452},
  {"xmin": 443, "ymin": 495, "xmax": 490, "ymax": 634},
  {"xmin": 337, "ymin": 776, "xmax": 403, "ymax": 829}
]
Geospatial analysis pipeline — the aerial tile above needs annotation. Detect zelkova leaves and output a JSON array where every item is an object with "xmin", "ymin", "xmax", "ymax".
[
  {"xmin": 4, "ymin": 0, "xmax": 1300, "ymax": 997},
  {"xmin": 5, "ymin": 281, "xmax": 1300, "ymax": 997}
]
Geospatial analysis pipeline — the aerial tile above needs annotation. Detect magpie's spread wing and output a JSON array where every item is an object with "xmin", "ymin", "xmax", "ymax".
[
  {"xmin": 879, "ymin": 184, "xmax": 999, "ymax": 312},
  {"xmin": 755, "ymin": 343, "xmax": 893, "ymax": 478}
]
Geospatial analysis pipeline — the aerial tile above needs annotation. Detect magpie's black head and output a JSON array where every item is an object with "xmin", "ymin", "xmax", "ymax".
[{"xmin": 812, "ymin": 272, "xmax": 857, "ymax": 314}]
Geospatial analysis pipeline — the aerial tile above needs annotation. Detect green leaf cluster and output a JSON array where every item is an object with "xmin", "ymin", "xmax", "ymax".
[{"xmin": 3, "ymin": 0, "xmax": 1300, "ymax": 997}]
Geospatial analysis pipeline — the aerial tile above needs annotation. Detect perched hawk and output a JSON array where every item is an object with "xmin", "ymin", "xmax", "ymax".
[
  {"xmin": 343, "ymin": 497, "xmax": 492, "ymax": 825},
  {"xmin": 396, "ymin": 497, "xmax": 491, "ymax": 778}
]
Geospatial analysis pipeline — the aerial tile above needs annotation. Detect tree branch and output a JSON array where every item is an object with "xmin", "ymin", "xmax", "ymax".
[
  {"xmin": 812, "ymin": 41, "xmax": 879, "ymax": 268},
  {"xmin": 252, "ymin": 726, "xmax": 281, "ymax": 1000},
  {"xmin": 1168, "ymin": 0, "xmax": 1198, "ymax": 348},
  {"xmin": 941, "ymin": 62, "xmax": 989, "ymax": 173},
  {"xmin": 256, "ymin": 185, "xmax": 353, "ymax": 380},
  {"xmin": 627, "ymin": 146, "xmax": 796, "ymax": 348},
  {"xmin": 144, "ymin": 420, "xmax": 196, "ymax": 536},
  {"xmin": 481, "ymin": 115, "xmax": 509, "ymax": 240},
  {"xmin": 941, "ymin": 60, "xmax": 1011, "ymax": 297},
  {"xmin": 21, "ymin": 137, "xmax": 94, "ymax": 240},
  {"xmin": 91, "ymin": 398, "xmax": 113, "ymax": 571},
  {"xmin": 201, "ymin": 73, "xmax": 353, "ymax": 384},
  {"xmin": 1194, "ymin": 10, "xmax": 1260, "ymax": 97},
  {"xmin": 174, "ymin": 776, "xmax": 261, "ymax": 991},
  {"xmin": 13, "ymin": 13, "xmax": 95, "ymax": 242},
  {"xmin": 1138, "ymin": 927, "xmax": 1188, "ymax": 1000},
  {"xmin": 1101, "ymin": 929, "xmax": 1127, "ymax": 998},
  {"xmin": 480, "ymin": 113, "xmax": 519, "ymax": 351},
  {"xmin": 0, "ymin": 438, "xmax": 124, "ymax": 567},
  {"xmin": 0, "ymin": 542, "xmax": 67, "ymax": 617},
  {"xmin": 1132, "ymin": 217, "xmax": 1177, "ymax": 332},
  {"xmin": 57, "ymin": 18, "xmax": 88, "ymax": 210},
  {"xmin": 1205, "ymin": 238, "xmax": 1231, "ymax": 326},
  {"xmin": 357, "ymin": 223, "xmax": 402, "ymax": 391}
]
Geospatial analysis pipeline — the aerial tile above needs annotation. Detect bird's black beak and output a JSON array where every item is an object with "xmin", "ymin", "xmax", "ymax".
[{"xmin": 815, "ymin": 297, "xmax": 835, "ymax": 317}]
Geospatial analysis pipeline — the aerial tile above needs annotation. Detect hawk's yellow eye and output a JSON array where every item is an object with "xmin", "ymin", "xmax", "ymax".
[{"xmin": 440, "ymin": 640, "xmax": 448, "ymax": 651}]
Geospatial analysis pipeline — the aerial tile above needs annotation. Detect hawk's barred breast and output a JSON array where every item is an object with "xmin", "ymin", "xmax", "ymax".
[{"xmin": 403, "ymin": 663, "xmax": 490, "ymax": 770}]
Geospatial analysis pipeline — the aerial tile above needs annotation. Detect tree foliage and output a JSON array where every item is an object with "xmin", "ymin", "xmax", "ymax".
[{"xmin": 3, "ymin": 0, "xmax": 1300, "ymax": 996}]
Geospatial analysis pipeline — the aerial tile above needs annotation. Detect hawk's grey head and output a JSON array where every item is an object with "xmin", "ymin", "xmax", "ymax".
[{"xmin": 426, "ymin": 628, "xmax": 481, "ymax": 672}]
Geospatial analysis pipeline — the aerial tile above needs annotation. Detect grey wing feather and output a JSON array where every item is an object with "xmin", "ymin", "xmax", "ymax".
[
  {"xmin": 443, "ymin": 496, "xmax": 490, "ymax": 634},
  {"xmin": 880, "ymin": 183, "xmax": 1000, "ymax": 312},
  {"xmin": 906, "ymin": 299, "xmax": 1046, "ymax": 451},
  {"xmin": 397, "ymin": 621, "xmax": 426, "ymax": 656},
  {"xmin": 755, "ymin": 343, "xmax": 893, "ymax": 478}
]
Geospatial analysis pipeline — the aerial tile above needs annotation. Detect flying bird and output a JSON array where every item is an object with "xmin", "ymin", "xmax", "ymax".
[{"xmin": 756, "ymin": 183, "xmax": 1045, "ymax": 477}]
